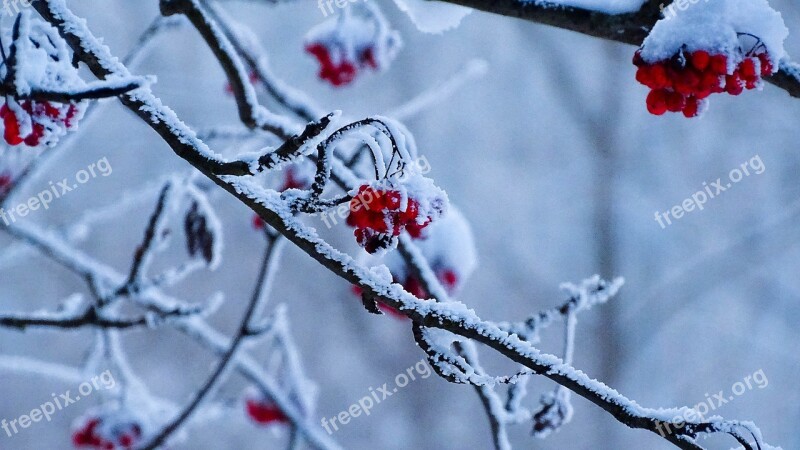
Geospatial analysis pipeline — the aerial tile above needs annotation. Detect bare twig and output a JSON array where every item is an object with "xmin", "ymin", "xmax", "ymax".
[{"xmin": 140, "ymin": 232, "xmax": 282, "ymax": 450}]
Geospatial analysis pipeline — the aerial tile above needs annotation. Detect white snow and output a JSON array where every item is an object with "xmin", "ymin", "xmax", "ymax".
[
  {"xmin": 642, "ymin": 0, "xmax": 788, "ymax": 66},
  {"xmin": 391, "ymin": 0, "xmax": 473, "ymax": 33}
]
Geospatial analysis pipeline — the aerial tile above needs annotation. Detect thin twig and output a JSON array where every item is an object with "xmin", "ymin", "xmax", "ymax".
[{"xmin": 140, "ymin": 232, "xmax": 281, "ymax": 450}]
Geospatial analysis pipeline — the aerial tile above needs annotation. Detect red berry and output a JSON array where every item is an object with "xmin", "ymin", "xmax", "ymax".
[
  {"xmin": 740, "ymin": 57, "xmax": 757, "ymax": 79},
  {"xmin": 43, "ymin": 101, "xmax": 60, "ymax": 118},
  {"xmin": 252, "ymin": 214, "xmax": 266, "ymax": 230},
  {"xmin": 710, "ymin": 54, "xmax": 728, "ymax": 74},
  {"xmin": 758, "ymin": 53, "xmax": 773, "ymax": 75},
  {"xmin": 691, "ymin": 50, "xmax": 710, "ymax": 71},
  {"xmin": 725, "ymin": 72, "xmax": 744, "ymax": 95},
  {"xmin": 330, "ymin": 61, "xmax": 357, "ymax": 86},
  {"xmin": 355, "ymin": 228, "xmax": 390, "ymax": 254},
  {"xmin": 650, "ymin": 64, "xmax": 669, "ymax": 89},
  {"xmin": 404, "ymin": 275, "xmax": 428, "ymax": 299},
  {"xmin": 694, "ymin": 88, "xmax": 711, "ymax": 100},
  {"xmin": 646, "ymin": 89, "xmax": 668, "ymax": 115},
  {"xmin": 636, "ymin": 65, "xmax": 653, "ymax": 87},
  {"xmin": 3, "ymin": 110, "xmax": 23, "ymax": 145},
  {"xmin": 383, "ymin": 191, "xmax": 401, "ymax": 209},
  {"xmin": 632, "ymin": 49, "xmax": 645, "ymax": 67},
  {"xmin": 246, "ymin": 397, "xmax": 289, "ymax": 425},
  {"xmin": 360, "ymin": 47, "xmax": 378, "ymax": 69},
  {"xmin": 0, "ymin": 173, "xmax": 11, "ymax": 193},
  {"xmin": 306, "ymin": 43, "xmax": 359, "ymax": 87},
  {"xmin": 699, "ymin": 70, "xmax": 721, "ymax": 90},
  {"xmin": 65, "ymin": 104, "xmax": 79, "ymax": 128},
  {"xmin": 439, "ymin": 269, "xmax": 458, "ymax": 292},
  {"xmin": 682, "ymin": 96, "xmax": 700, "ymax": 118},
  {"xmin": 24, "ymin": 123, "xmax": 45, "ymax": 146},
  {"xmin": 405, "ymin": 217, "xmax": 431, "ymax": 239},
  {"xmin": 305, "ymin": 43, "xmax": 332, "ymax": 66},
  {"xmin": 119, "ymin": 434, "xmax": 133, "ymax": 447},
  {"xmin": 673, "ymin": 70, "xmax": 698, "ymax": 95},
  {"xmin": 280, "ymin": 167, "xmax": 308, "ymax": 191},
  {"xmin": 665, "ymin": 91, "xmax": 686, "ymax": 112}
]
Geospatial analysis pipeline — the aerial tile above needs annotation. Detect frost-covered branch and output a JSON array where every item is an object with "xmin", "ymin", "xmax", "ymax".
[
  {"xmin": 0, "ymin": 78, "xmax": 147, "ymax": 102},
  {"xmin": 0, "ymin": 302, "xmax": 200, "ymax": 331}
]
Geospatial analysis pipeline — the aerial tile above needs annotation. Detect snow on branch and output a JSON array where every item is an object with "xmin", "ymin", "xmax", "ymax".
[
  {"xmin": 0, "ymin": 78, "xmax": 149, "ymax": 103},
  {"xmin": 0, "ymin": 294, "xmax": 207, "ymax": 331}
]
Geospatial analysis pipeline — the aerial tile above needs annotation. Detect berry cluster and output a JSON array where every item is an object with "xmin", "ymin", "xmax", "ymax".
[
  {"xmin": 72, "ymin": 416, "xmax": 143, "ymax": 450},
  {"xmin": 304, "ymin": 43, "xmax": 375, "ymax": 87},
  {"xmin": 346, "ymin": 185, "xmax": 433, "ymax": 254},
  {"xmin": 634, "ymin": 47, "xmax": 774, "ymax": 117},
  {"xmin": 245, "ymin": 396, "xmax": 290, "ymax": 425},
  {"xmin": 2, "ymin": 100, "xmax": 82, "ymax": 147},
  {"xmin": 304, "ymin": 7, "xmax": 400, "ymax": 88}
]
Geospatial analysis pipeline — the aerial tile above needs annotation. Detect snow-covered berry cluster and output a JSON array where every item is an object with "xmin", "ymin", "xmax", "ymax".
[
  {"xmin": 2, "ymin": 100, "xmax": 83, "ymax": 147},
  {"xmin": 1, "ymin": 18, "xmax": 88, "ymax": 146},
  {"xmin": 634, "ymin": 46, "xmax": 775, "ymax": 117},
  {"xmin": 244, "ymin": 392, "xmax": 289, "ymax": 426},
  {"xmin": 346, "ymin": 179, "xmax": 446, "ymax": 254},
  {"xmin": 352, "ymin": 207, "xmax": 477, "ymax": 318},
  {"xmin": 72, "ymin": 411, "xmax": 145, "ymax": 450},
  {"xmin": 304, "ymin": 4, "xmax": 401, "ymax": 87},
  {"xmin": 636, "ymin": 0, "xmax": 787, "ymax": 117}
]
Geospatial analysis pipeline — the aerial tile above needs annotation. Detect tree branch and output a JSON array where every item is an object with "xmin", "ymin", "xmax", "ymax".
[
  {"xmin": 0, "ymin": 78, "xmax": 146, "ymax": 103},
  {"xmin": 140, "ymin": 232, "xmax": 282, "ymax": 449},
  {"xmin": 0, "ymin": 307, "xmax": 162, "ymax": 330}
]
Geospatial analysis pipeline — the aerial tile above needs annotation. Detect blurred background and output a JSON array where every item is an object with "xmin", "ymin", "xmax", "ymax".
[{"xmin": 1, "ymin": 1, "xmax": 799, "ymax": 449}]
